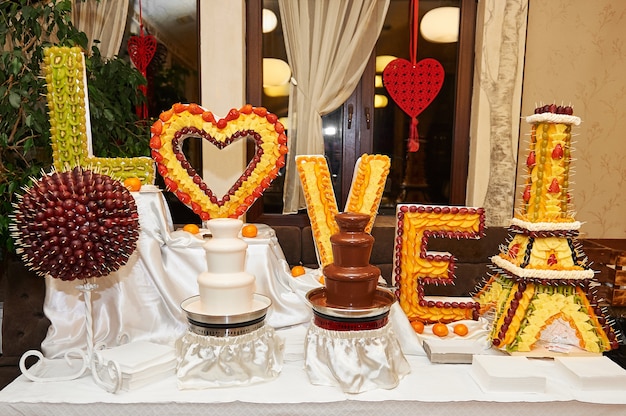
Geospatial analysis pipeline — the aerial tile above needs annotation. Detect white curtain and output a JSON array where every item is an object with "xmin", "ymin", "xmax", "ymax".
[
  {"xmin": 71, "ymin": 0, "xmax": 129, "ymax": 58},
  {"xmin": 278, "ymin": 0, "xmax": 390, "ymax": 214}
]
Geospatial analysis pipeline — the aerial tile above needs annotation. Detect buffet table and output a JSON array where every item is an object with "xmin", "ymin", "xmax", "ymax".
[
  {"xmin": 1, "ymin": 324, "xmax": 625, "ymax": 416},
  {"xmin": 3, "ymin": 190, "xmax": 625, "ymax": 415}
]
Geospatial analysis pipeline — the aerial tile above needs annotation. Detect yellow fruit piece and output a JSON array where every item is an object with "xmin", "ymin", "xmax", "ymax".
[
  {"xmin": 241, "ymin": 224, "xmax": 258, "ymax": 238},
  {"xmin": 123, "ymin": 177, "xmax": 142, "ymax": 192},
  {"xmin": 432, "ymin": 322, "xmax": 449, "ymax": 337},
  {"xmin": 453, "ymin": 323, "xmax": 469, "ymax": 336},
  {"xmin": 291, "ymin": 265, "xmax": 305, "ymax": 277},
  {"xmin": 182, "ymin": 223, "xmax": 200, "ymax": 234},
  {"xmin": 411, "ymin": 320, "xmax": 425, "ymax": 334}
]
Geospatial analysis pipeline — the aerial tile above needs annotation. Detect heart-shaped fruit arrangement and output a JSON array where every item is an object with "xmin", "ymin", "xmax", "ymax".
[{"xmin": 150, "ymin": 103, "xmax": 288, "ymax": 219}]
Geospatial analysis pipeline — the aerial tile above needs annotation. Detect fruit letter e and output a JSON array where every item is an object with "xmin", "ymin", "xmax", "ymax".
[{"xmin": 393, "ymin": 204, "xmax": 485, "ymax": 324}]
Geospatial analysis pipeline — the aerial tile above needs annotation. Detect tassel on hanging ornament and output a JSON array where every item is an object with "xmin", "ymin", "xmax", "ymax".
[
  {"xmin": 382, "ymin": 0, "xmax": 444, "ymax": 152},
  {"xmin": 408, "ymin": 117, "xmax": 419, "ymax": 152},
  {"xmin": 127, "ymin": 0, "xmax": 157, "ymax": 119}
]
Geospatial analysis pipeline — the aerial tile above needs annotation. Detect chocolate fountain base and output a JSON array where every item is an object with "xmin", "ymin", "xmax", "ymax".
[
  {"xmin": 306, "ymin": 287, "xmax": 395, "ymax": 318},
  {"xmin": 181, "ymin": 294, "xmax": 272, "ymax": 337},
  {"xmin": 306, "ymin": 287, "xmax": 396, "ymax": 331}
]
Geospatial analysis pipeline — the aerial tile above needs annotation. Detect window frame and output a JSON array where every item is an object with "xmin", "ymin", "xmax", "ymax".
[{"xmin": 245, "ymin": 0, "xmax": 477, "ymax": 226}]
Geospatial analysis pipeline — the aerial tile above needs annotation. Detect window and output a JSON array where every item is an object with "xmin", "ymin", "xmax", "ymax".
[{"xmin": 246, "ymin": 0, "xmax": 476, "ymax": 226}]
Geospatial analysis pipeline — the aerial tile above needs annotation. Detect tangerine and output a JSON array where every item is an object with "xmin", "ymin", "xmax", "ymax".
[
  {"xmin": 123, "ymin": 177, "xmax": 142, "ymax": 192},
  {"xmin": 182, "ymin": 223, "xmax": 200, "ymax": 234},
  {"xmin": 453, "ymin": 323, "xmax": 469, "ymax": 337},
  {"xmin": 291, "ymin": 265, "xmax": 306, "ymax": 277},
  {"xmin": 410, "ymin": 320, "xmax": 425, "ymax": 334},
  {"xmin": 432, "ymin": 322, "xmax": 449, "ymax": 337},
  {"xmin": 241, "ymin": 224, "xmax": 258, "ymax": 238}
]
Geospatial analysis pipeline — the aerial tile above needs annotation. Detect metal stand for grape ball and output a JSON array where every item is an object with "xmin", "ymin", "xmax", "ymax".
[{"xmin": 19, "ymin": 282, "xmax": 123, "ymax": 393}]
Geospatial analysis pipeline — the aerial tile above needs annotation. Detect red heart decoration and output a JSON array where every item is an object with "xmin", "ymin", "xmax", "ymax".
[
  {"xmin": 150, "ymin": 103, "xmax": 288, "ymax": 220},
  {"xmin": 382, "ymin": 58, "xmax": 445, "ymax": 119},
  {"xmin": 127, "ymin": 34, "xmax": 157, "ymax": 74}
]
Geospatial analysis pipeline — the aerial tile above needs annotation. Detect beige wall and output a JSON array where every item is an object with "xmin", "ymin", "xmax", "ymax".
[
  {"xmin": 518, "ymin": 0, "xmax": 626, "ymax": 238},
  {"xmin": 199, "ymin": 0, "xmax": 247, "ymax": 201}
]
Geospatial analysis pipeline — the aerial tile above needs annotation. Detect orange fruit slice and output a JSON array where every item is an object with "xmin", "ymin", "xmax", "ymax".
[
  {"xmin": 291, "ymin": 266, "xmax": 306, "ymax": 277},
  {"xmin": 410, "ymin": 320, "xmax": 425, "ymax": 334},
  {"xmin": 291, "ymin": 265, "xmax": 305, "ymax": 277},
  {"xmin": 182, "ymin": 223, "xmax": 200, "ymax": 234},
  {"xmin": 241, "ymin": 224, "xmax": 258, "ymax": 238},
  {"xmin": 123, "ymin": 177, "xmax": 142, "ymax": 192},
  {"xmin": 453, "ymin": 323, "xmax": 469, "ymax": 337},
  {"xmin": 432, "ymin": 322, "xmax": 449, "ymax": 337}
]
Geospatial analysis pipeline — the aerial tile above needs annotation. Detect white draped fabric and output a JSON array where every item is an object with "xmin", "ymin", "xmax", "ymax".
[
  {"xmin": 278, "ymin": 0, "xmax": 390, "ymax": 213},
  {"xmin": 71, "ymin": 0, "xmax": 129, "ymax": 58},
  {"xmin": 40, "ymin": 189, "xmax": 323, "ymax": 359},
  {"xmin": 176, "ymin": 326, "xmax": 284, "ymax": 389},
  {"xmin": 305, "ymin": 322, "xmax": 410, "ymax": 393}
]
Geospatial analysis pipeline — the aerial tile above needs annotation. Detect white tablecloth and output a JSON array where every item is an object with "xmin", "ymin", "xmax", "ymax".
[
  {"xmin": 40, "ymin": 189, "xmax": 323, "ymax": 358},
  {"xmin": 5, "ymin": 189, "xmax": 626, "ymax": 414},
  {"xmin": 1, "ymin": 324, "xmax": 625, "ymax": 416}
]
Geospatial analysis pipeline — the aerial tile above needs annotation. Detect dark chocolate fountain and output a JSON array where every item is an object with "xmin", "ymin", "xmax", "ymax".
[{"xmin": 323, "ymin": 212, "xmax": 380, "ymax": 308}]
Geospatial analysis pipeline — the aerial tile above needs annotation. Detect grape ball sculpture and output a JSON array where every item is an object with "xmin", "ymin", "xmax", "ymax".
[{"xmin": 11, "ymin": 167, "xmax": 140, "ymax": 281}]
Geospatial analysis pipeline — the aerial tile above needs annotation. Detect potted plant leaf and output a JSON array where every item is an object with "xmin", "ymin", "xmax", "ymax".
[{"xmin": 0, "ymin": 0, "xmax": 149, "ymax": 266}]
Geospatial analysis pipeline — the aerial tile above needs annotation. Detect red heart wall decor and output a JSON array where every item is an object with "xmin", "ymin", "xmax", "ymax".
[
  {"xmin": 127, "ymin": 34, "xmax": 157, "ymax": 74},
  {"xmin": 383, "ymin": 58, "xmax": 445, "ymax": 151},
  {"xmin": 383, "ymin": 58, "xmax": 444, "ymax": 119},
  {"xmin": 149, "ymin": 103, "xmax": 288, "ymax": 220}
]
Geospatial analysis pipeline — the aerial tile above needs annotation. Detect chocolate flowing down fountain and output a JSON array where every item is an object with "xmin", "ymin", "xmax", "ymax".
[
  {"xmin": 323, "ymin": 212, "xmax": 381, "ymax": 308},
  {"xmin": 307, "ymin": 212, "xmax": 395, "ymax": 329}
]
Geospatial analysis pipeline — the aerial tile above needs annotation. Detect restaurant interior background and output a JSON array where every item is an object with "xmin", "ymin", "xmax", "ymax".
[{"xmin": 132, "ymin": 0, "xmax": 626, "ymax": 239}]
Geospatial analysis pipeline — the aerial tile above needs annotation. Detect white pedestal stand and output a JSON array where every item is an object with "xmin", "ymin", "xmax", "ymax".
[{"xmin": 19, "ymin": 282, "xmax": 123, "ymax": 393}]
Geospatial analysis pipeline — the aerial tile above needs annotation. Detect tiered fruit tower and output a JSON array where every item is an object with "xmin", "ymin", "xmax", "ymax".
[{"xmin": 475, "ymin": 104, "xmax": 620, "ymax": 355}]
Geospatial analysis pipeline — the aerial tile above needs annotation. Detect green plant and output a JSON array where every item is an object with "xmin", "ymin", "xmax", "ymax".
[
  {"xmin": 0, "ymin": 0, "xmax": 149, "ymax": 258},
  {"xmin": 87, "ymin": 46, "xmax": 149, "ymax": 158}
]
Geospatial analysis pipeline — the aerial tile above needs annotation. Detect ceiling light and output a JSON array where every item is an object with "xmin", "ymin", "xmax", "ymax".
[
  {"xmin": 375, "ymin": 55, "xmax": 397, "ymax": 73},
  {"xmin": 263, "ymin": 84, "xmax": 290, "ymax": 97},
  {"xmin": 374, "ymin": 94, "xmax": 388, "ymax": 108},
  {"xmin": 263, "ymin": 58, "xmax": 291, "ymax": 87},
  {"xmin": 263, "ymin": 9, "xmax": 278, "ymax": 33},
  {"xmin": 420, "ymin": 7, "xmax": 460, "ymax": 43}
]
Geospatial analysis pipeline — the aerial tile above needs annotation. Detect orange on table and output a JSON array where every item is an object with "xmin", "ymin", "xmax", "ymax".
[
  {"xmin": 241, "ymin": 224, "xmax": 258, "ymax": 238},
  {"xmin": 432, "ymin": 322, "xmax": 449, "ymax": 337},
  {"xmin": 123, "ymin": 177, "xmax": 142, "ymax": 192},
  {"xmin": 182, "ymin": 223, "xmax": 200, "ymax": 234},
  {"xmin": 410, "ymin": 320, "xmax": 425, "ymax": 334},
  {"xmin": 291, "ymin": 265, "xmax": 305, "ymax": 277},
  {"xmin": 453, "ymin": 323, "xmax": 469, "ymax": 337}
]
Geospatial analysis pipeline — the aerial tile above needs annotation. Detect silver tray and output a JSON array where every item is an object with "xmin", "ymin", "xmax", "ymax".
[
  {"xmin": 306, "ymin": 287, "xmax": 396, "ymax": 319},
  {"xmin": 181, "ymin": 293, "xmax": 272, "ymax": 326}
]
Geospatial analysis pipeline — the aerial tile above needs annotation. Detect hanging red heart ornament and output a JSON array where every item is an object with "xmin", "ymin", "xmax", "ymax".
[
  {"xmin": 383, "ymin": 58, "xmax": 444, "ymax": 119},
  {"xmin": 128, "ymin": 33, "xmax": 157, "ymax": 119},
  {"xmin": 383, "ymin": 58, "xmax": 444, "ymax": 152}
]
